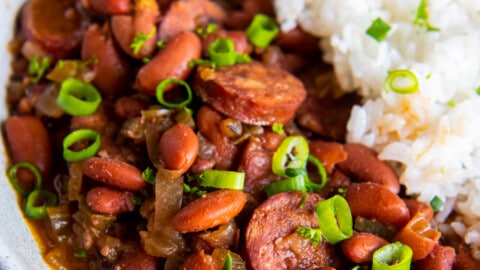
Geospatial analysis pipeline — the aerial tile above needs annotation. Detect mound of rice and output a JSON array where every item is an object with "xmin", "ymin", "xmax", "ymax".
[{"xmin": 274, "ymin": 0, "xmax": 480, "ymax": 257}]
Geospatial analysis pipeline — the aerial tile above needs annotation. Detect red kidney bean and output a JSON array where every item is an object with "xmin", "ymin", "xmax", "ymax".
[
  {"xmin": 4, "ymin": 115, "xmax": 52, "ymax": 183},
  {"xmin": 21, "ymin": 0, "xmax": 83, "ymax": 59},
  {"xmin": 454, "ymin": 246, "xmax": 480, "ymax": 270},
  {"xmin": 172, "ymin": 189, "xmax": 247, "ymax": 233},
  {"xmin": 180, "ymin": 250, "xmax": 216, "ymax": 270},
  {"xmin": 404, "ymin": 199, "xmax": 434, "ymax": 222},
  {"xmin": 277, "ymin": 27, "xmax": 320, "ymax": 55},
  {"xmin": 111, "ymin": 0, "xmax": 159, "ymax": 59},
  {"xmin": 81, "ymin": 23, "xmax": 131, "ymax": 95},
  {"xmin": 413, "ymin": 244, "xmax": 455, "ymax": 270},
  {"xmin": 318, "ymin": 169, "xmax": 351, "ymax": 199},
  {"xmin": 261, "ymin": 45, "xmax": 308, "ymax": 74},
  {"xmin": 345, "ymin": 182, "xmax": 410, "ymax": 229},
  {"xmin": 337, "ymin": 143, "xmax": 400, "ymax": 194},
  {"xmin": 82, "ymin": 157, "xmax": 146, "ymax": 191},
  {"xmin": 202, "ymin": 30, "xmax": 252, "ymax": 57},
  {"xmin": 196, "ymin": 106, "xmax": 240, "ymax": 170},
  {"xmin": 341, "ymin": 232, "xmax": 388, "ymax": 263},
  {"xmin": 158, "ymin": 0, "xmax": 226, "ymax": 42},
  {"xmin": 135, "ymin": 31, "xmax": 201, "ymax": 95},
  {"xmin": 309, "ymin": 140, "xmax": 347, "ymax": 173},
  {"xmin": 225, "ymin": 0, "xmax": 274, "ymax": 29},
  {"xmin": 83, "ymin": 0, "xmax": 131, "ymax": 15},
  {"xmin": 86, "ymin": 186, "xmax": 135, "ymax": 215},
  {"xmin": 189, "ymin": 157, "xmax": 216, "ymax": 175},
  {"xmin": 114, "ymin": 96, "xmax": 150, "ymax": 119},
  {"xmin": 158, "ymin": 122, "xmax": 199, "ymax": 174}
]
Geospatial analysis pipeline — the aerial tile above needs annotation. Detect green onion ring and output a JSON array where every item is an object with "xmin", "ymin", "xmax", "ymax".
[
  {"xmin": 62, "ymin": 129, "xmax": 101, "ymax": 162},
  {"xmin": 155, "ymin": 78, "xmax": 193, "ymax": 108},
  {"xmin": 316, "ymin": 195, "xmax": 353, "ymax": 244},
  {"xmin": 208, "ymin": 38, "xmax": 237, "ymax": 67},
  {"xmin": 24, "ymin": 189, "xmax": 57, "ymax": 220},
  {"xmin": 307, "ymin": 155, "xmax": 328, "ymax": 189},
  {"xmin": 383, "ymin": 69, "xmax": 419, "ymax": 94},
  {"xmin": 7, "ymin": 162, "xmax": 42, "ymax": 196},
  {"xmin": 246, "ymin": 14, "xmax": 279, "ymax": 48},
  {"xmin": 264, "ymin": 175, "xmax": 305, "ymax": 197},
  {"xmin": 56, "ymin": 78, "xmax": 102, "ymax": 116},
  {"xmin": 372, "ymin": 242, "xmax": 413, "ymax": 270},
  {"xmin": 272, "ymin": 135, "xmax": 309, "ymax": 177},
  {"xmin": 199, "ymin": 170, "xmax": 245, "ymax": 190}
]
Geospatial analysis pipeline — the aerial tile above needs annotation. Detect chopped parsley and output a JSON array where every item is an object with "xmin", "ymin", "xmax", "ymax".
[
  {"xmin": 366, "ymin": 17, "xmax": 391, "ymax": 42},
  {"xmin": 272, "ymin": 123, "xmax": 285, "ymax": 135},
  {"xmin": 28, "ymin": 55, "xmax": 50, "ymax": 83},
  {"xmin": 141, "ymin": 166, "xmax": 155, "ymax": 184},
  {"xmin": 297, "ymin": 226, "xmax": 323, "ymax": 247},
  {"xmin": 130, "ymin": 27, "xmax": 157, "ymax": 55}
]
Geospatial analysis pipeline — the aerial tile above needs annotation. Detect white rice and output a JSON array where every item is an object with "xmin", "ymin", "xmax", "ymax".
[{"xmin": 274, "ymin": 0, "xmax": 480, "ymax": 256}]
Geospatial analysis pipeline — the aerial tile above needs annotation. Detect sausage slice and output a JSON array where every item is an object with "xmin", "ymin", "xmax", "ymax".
[
  {"xmin": 193, "ymin": 61, "xmax": 307, "ymax": 126},
  {"xmin": 245, "ymin": 192, "xmax": 341, "ymax": 270}
]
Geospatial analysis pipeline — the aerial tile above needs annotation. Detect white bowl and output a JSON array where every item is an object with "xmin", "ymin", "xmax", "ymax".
[{"xmin": 0, "ymin": 0, "xmax": 48, "ymax": 269}]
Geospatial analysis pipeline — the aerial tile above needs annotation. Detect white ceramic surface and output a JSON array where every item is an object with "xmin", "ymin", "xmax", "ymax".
[{"xmin": 0, "ymin": 0, "xmax": 49, "ymax": 269}]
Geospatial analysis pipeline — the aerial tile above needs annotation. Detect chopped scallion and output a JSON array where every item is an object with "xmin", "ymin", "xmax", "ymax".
[
  {"xmin": 198, "ymin": 169, "xmax": 245, "ymax": 190},
  {"xmin": 430, "ymin": 195, "xmax": 444, "ymax": 212},
  {"xmin": 130, "ymin": 27, "xmax": 157, "ymax": 54},
  {"xmin": 29, "ymin": 55, "xmax": 50, "ymax": 83},
  {"xmin": 272, "ymin": 123, "xmax": 285, "ymax": 135},
  {"xmin": 56, "ymin": 78, "xmax": 102, "ymax": 116},
  {"xmin": 222, "ymin": 252, "xmax": 232, "ymax": 270},
  {"xmin": 246, "ymin": 14, "xmax": 279, "ymax": 48},
  {"xmin": 142, "ymin": 166, "xmax": 156, "ymax": 184},
  {"xmin": 366, "ymin": 17, "xmax": 391, "ymax": 42},
  {"xmin": 315, "ymin": 195, "xmax": 353, "ymax": 244},
  {"xmin": 414, "ymin": 0, "xmax": 440, "ymax": 31},
  {"xmin": 271, "ymin": 135, "xmax": 309, "ymax": 177},
  {"xmin": 7, "ymin": 162, "xmax": 42, "ymax": 196},
  {"xmin": 25, "ymin": 189, "xmax": 57, "ymax": 220},
  {"xmin": 62, "ymin": 129, "xmax": 101, "ymax": 162},
  {"xmin": 372, "ymin": 242, "xmax": 413, "ymax": 270},
  {"xmin": 155, "ymin": 78, "xmax": 193, "ymax": 108},
  {"xmin": 383, "ymin": 69, "xmax": 419, "ymax": 94}
]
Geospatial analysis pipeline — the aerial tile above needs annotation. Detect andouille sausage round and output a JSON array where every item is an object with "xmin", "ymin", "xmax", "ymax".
[
  {"xmin": 245, "ymin": 191, "xmax": 342, "ymax": 270},
  {"xmin": 193, "ymin": 61, "xmax": 307, "ymax": 126}
]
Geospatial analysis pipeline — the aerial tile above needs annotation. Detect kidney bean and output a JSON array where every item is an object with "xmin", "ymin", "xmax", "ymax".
[
  {"xmin": 82, "ymin": 157, "xmax": 146, "ymax": 191},
  {"xmin": 4, "ymin": 115, "xmax": 52, "ymax": 184},
  {"xmin": 413, "ymin": 244, "xmax": 455, "ymax": 270},
  {"xmin": 81, "ymin": 23, "xmax": 131, "ymax": 95},
  {"xmin": 225, "ymin": 0, "xmax": 274, "ymax": 29},
  {"xmin": 135, "ymin": 31, "xmax": 201, "ymax": 95},
  {"xmin": 337, "ymin": 143, "xmax": 400, "ymax": 194},
  {"xmin": 86, "ymin": 186, "xmax": 135, "ymax": 215},
  {"xmin": 21, "ymin": 0, "xmax": 83, "ymax": 59},
  {"xmin": 111, "ymin": 0, "xmax": 159, "ymax": 59},
  {"xmin": 393, "ymin": 213, "xmax": 441, "ymax": 261},
  {"xmin": 196, "ymin": 106, "xmax": 240, "ymax": 170},
  {"xmin": 158, "ymin": 122, "xmax": 199, "ymax": 174},
  {"xmin": 181, "ymin": 250, "xmax": 216, "ymax": 270},
  {"xmin": 341, "ymin": 232, "xmax": 388, "ymax": 263},
  {"xmin": 345, "ymin": 182, "xmax": 410, "ymax": 229},
  {"xmin": 172, "ymin": 189, "xmax": 247, "ymax": 233},
  {"xmin": 309, "ymin": 140, "xmax": 347, "ymax": 173},
  {"xmin": 318, "ymin": 169, "xmax": 351, "ymax": 198},
  {"xmin": 158, "ymin": 0, "xmax": 226, "ymax": 42},
  {"xmin": 277, "ymin": 27, "xmax": 320, "ymax": 55},
  {"xmin": 114, "ymin": 96, "xmax": 150, "ymax": 119},
  {"xmin": 202, "ymin": 30, "xmax": 252, "ymax": 57},
  {"xmin": 454, "ymin": 245, "xmax": 480, "ymax": 270},
  {"xmin": 261, "ymin": 45, "xmax": 308, "ymax": 74},
  {"xmin": 83, "ymin": 0, "xmax": 131, "ymax": 15},
  {"xmin": 404, "ymin": 199, "xmax": 434, "ymax": 222},
  {"xmin": 114, "ymin": 247, "xmax": 159, "ymax": 270}
]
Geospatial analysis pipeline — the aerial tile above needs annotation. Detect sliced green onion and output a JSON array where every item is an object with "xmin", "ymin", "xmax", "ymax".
[
  {"xmin": 285, "ymin": 167, "xmax": 307, "ymax": 177},
  {"xmin": 297, "ymin": 226, "xmax": 323, "ymax": 247},
  {"xmin": 196, "ymin": 23, "xmax": 218, "ymax": 37},
  {"xmin": 372, "ymin": 242, "xmax": 413, "ymax": 270},
  {"xmin": 199, "ymin": 170, "xmax": 245, "ymax": 190},
  {"xmin": 7, "ymin": 162, "xmax": 42, "ymax": 196},
  {"xmin": 272, "ymin": 135, "xmax": 309, "ymax": 177},
  {"xmin": 430, "ymin": 195, "xmax": 444, "ymax": 212},
  {"xmin": 156, "ymin": 78, "xmax": 193, "ymax": 108},
  {"xmin": 307, "ymin": 155, "xmax": 327, "ymax": 189},
  {"xmin": 272, "ymin": 123, "xmax": 285, "ymax": 135},
  {"xmin": 188, "ymin": 59, "xmax": 216, "ymax": 68},
  {"xmin": 222, "ymin": 252, "xmax": 232, "ymax": 270},
  {"xmin": 246, "ymin": 14, "xmax": 279, "ymax": 48},
  {"xmin": 29, "ymin": 55, "xmax": 50, "ymax": 83},
  {"xmin": 264, "ymin": 175, "xmax": 305, "ymax": 197},
  {"xmin": 476, "ymin": 86, "xmax": 480, "ymax": 96},
  {"xmin": 383, "ymin": 69, "xmax": 419, "ymax": 94},
  {"xmin": 62, "ymin": 129, "xmax": 101, "ymax": 162},
  {"xmin": 142, "ymin": 166, "xmax": 156, "ymax": 184},
  {"xmin": 208, "ymin": 38, "xmax": 237, "ymax": 67},
  {"xmin": 130, "ymin": 26, "xmax": 156, "ymax": 54},
  {"xmin": 413, "ymin": 0, "xmax": 439, "ymax": 31},
  {"xmin": 56, "ymin": 78, "xmax": 102, "ymax": 116},
  {"xmin": 316, "ymin": 195, "xmax": 353, "ymax": 244},
  {"xmin": 366, "ymin": 17, "xmax": 391, "ymax": 42},
  {"xmin": 25, "ymin": 189, "xmax": 57, "ymax": 220}
]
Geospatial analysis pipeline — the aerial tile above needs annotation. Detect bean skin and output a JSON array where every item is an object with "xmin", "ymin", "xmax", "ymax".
[
  {"xmin": 453, "ymin": 246, "xmax": 480, "ymax": 270},
  {"xmin": 404, "ymin": 199, "xmax": 434, "ymax": 222},
  {"xmin": 81, "ymin": 23, "xmax": 131, "ymax": 95},
  {"xmin": 84, "ymin": 0, "xmax": 131, "ymax": 15},
  {"xmin": 4, "ymin": 115, "xmax": 52, "ymax": 183},
  {"xmin": 309, "ymin": 140, "xmax": 347, "ymax": 173},
  {"xmin": 86, "ymin": 186, "xmax": 135, "ymax": 215},
  {"xmin": 158, "ymin": 122, "xmax": 199, "ymax": 174},
  {"xmin": 341, "ymin": 232, "xmax": 388, "ymax": 263},
  {"xmin": 345, "ymin": 182, "xmax": 410, "ymax": 229},
  {"xmin": 82, "ymin": 157, "xmax": 146, "ymax": 191},
  {"xmin": 135, "ymin": 31, "xmax": 201, "ymax": 95},
  {"xmin": 114, "ymin": 247, "xmax": 159, "ymax": 270},
  {"xmin": 413, "ymin": 245, "xmax": 455, "ymax": 270},
  {"xmin": 337, "ymin": 143, "xmax": 400, "ymax": 194},
  {"xmin": 180, "ymin": 250, "xmax": 216, "ymax": 270},
  {"xmin": 172, "ymin": 189, "xmax": 247, "ymax": 233}
]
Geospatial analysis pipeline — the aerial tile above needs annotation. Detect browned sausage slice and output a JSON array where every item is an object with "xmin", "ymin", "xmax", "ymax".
[
  {"xmin": 245, "ymin": 192, "xmax": 341, "ymax": 270},
  {"xmin": 21, "ymin": 0, "xmax": 84, "ymax": 59},
  {"xmin": 194, "ymin": 62, "xmax": 307, "ymax": 125}
]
